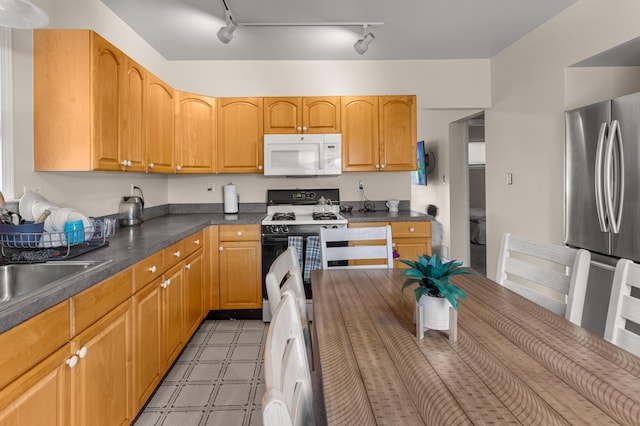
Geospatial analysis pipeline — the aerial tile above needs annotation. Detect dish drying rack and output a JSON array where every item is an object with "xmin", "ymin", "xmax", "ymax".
[{"xmin": 0, "ymin": 219, "xmax": 111, "ymax": 263}]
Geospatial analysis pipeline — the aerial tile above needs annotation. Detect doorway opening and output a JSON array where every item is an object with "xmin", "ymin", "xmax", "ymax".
[{"xmin": 466, "ymin": 114, "xmax": 486, "ymax": 275}]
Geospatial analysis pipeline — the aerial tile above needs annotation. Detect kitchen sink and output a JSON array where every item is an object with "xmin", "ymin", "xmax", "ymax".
[{"xmin": 0, "ymin": 261, "xmax": 104, "ymax": 303}]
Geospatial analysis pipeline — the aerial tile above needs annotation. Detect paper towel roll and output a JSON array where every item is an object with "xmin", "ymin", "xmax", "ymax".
[{"xmin": 223, "ymin": 183, "xmax": 238, "ymax": 214}]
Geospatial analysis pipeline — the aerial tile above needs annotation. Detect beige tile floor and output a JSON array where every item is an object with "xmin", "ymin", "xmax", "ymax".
[{"xmin": 134, "ymin": 320, "xmax": 267, "ymax": 426}]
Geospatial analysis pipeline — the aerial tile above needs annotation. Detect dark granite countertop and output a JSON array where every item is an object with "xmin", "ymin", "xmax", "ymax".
[
  {"xmin": 0, "ymin": 209, "xmax": 428, "ymax": 333},
  {"xmin": 342, "ymin": 209, "xmax": 431, "ymax": 222},
  {"xmin": 0, "ymin": 212, "xmax": 265, "ymax": 333}
]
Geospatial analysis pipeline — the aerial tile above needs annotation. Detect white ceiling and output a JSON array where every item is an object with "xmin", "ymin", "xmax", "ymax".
[{"xmin": 101, "ymin": 0, "xmax": 577, "ymax": 61}]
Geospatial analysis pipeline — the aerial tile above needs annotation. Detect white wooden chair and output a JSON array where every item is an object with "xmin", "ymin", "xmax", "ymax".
[
  {"xmin": 263, "ymin": 291, "xmax": 315, "ymax": 426},
  {"xmin": 496, "ymin": 233, "xmax": 591, "ymax": 325},
  {"xmin": 319, "ymin": 225, "xmax": 394, "ymax": 269},
  {"xmin": 266, "ymin": 247, "xmax": 304, "ymax": 314},
  {"xmin": 265, "ymin": 270, "xmax": 313, "ymax": 368},
  {"xmin": 604, "ymin": 259, "xmax": 640, "ymax": 357}
]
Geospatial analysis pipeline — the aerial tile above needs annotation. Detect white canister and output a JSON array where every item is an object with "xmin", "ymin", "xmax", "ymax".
[{"xmin": 223, "ymin": 183, "xmax": 239, "ymax": 214}]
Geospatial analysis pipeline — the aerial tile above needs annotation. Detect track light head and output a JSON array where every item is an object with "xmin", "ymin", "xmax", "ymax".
[
  {"xmin": 217, "ymin": 20, "xmax": 237, "ymax": 44},
  {"xmin": 354, "ymin": 31, "xmax": 374, "ymax": 55}
]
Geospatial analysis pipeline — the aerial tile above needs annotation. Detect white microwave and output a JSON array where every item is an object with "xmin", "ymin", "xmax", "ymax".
[{"xmin": 263, "ymin": 134, "xmax": 342, "ymax": 176}]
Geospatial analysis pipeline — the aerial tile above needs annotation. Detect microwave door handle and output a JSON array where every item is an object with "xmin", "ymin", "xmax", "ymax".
[
  {"xmin": 604, "ymin": 120, "xmax": 624, "ymax": 234},
  {"xmin": 595, "ymin": 121, "xmax": 609, "ymax": 232}
]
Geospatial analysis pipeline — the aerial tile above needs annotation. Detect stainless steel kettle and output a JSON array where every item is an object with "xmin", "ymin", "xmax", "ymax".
[{"xmin": 118, "ymin": 186, "xmax": 144, "ymax": 226}]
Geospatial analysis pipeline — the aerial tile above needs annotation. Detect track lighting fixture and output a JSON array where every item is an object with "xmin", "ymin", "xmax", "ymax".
[
  {"xmin": 0, "ymin": 0, "xmax": 49, "ymax": 29},
  {"xmin": 217, "ymin": 19, "xmax": 237, "ymax": 44},
  {"xmin": 217, "ymin": 0, "xmax": 237, "ymax": 44},
  {"xmin": 354, "ymin": 25, "xmax": 375, "ymax": 55},
  {"xmin": 216, "ymin": 0, "xmax": 381, "ymax": 54}
]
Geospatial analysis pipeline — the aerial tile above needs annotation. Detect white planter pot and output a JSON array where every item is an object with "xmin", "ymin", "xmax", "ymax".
[{"xmin": 417, "ymin": 294, "xmax": 451, "ymax": 331}]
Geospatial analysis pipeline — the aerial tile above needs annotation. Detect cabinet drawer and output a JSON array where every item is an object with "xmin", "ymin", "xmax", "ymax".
[
  {"xmin": 391, "ymin": 221, "xmax": 431, "ymax": 239},
  {"xmin": 219, "ymin": 225, "xmax": 260, "ymax": 242},
  {"xmin": 133, "ymin": 251, "xmax": 164, "ymax": 292},
  {"xmin": 164, "ymin": 240, "xmax": 186, "ymax": 270},
  {"xmin": 183, "ymin": 229, "xmax": 204, "ymax": 257},
  {"xmin": 0, "ymin": 300, "xmax": 70, "ymax": 390},
  {"xmin": 72, "ymin": 268, "xmax": 133, "ymax": 336}
]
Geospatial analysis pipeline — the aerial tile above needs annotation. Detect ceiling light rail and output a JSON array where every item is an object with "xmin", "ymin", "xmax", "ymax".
[{"xmin": 217, "ymin": 0, "xmax": 382, "ymax": 54}]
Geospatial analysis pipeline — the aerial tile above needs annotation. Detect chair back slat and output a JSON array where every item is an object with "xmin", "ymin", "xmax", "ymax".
[{"xmin": 320, "ymin": 225, "xmax": 394, "ymax": 269}]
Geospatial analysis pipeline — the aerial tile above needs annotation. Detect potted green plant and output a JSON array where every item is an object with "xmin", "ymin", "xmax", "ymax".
[{"xmin": 400, "ymin": 253, "xmax": 472, "ymax": 330}]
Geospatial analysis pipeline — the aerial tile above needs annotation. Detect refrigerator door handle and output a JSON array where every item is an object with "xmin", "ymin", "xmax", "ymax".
[
  {"xmin": 595, "ymin": 121, "xmax": 609, "ymax": 232},
  {"xmin": 604, "ymin": 119, "xmax": 624, "ymax": 234}
]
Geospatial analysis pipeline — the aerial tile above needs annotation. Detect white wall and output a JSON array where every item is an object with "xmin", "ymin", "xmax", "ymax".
[
  {"xmin": 486, "ymin": 0, "xmax": 640, "ymax": 279},
  {"xmin": 11, "ymin": 0, "xmax": 491, "ymax": 219}
]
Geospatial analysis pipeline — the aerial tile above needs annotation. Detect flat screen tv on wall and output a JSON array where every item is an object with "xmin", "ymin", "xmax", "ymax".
[{"xmin": 412, "ymin": 140, "xmax": 427, "ymax": 185}]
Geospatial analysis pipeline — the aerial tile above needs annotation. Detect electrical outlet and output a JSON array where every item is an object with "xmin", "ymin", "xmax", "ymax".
[
  {"xmin": 358, "ymin": 180, "xmax": 364, "ymax": 190},
  {"xmin": 130, "ymin": 184, "xmax": 135, "ymax": 195},
  {"xmin": 207, "ymin": 183, "xmax": 214, "ymax": 192},
  {"xmin": 23, "ymin": 186, "xmax": 41, "ymax": 194}
]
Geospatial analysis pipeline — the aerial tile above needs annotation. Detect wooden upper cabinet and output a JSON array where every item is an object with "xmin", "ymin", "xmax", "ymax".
[
  {"xmin": 341, "ymin": 96, "xmax": 380, "ymax": 171},
  {"xmin": 341, "ymin": 95, "xmax": 416, "ymax": 172},
  {"xmin": 120, "ymin": 57, "xmax": 146, "ymax": 172},
  {"xmin": 264, "ymin": 96, "xmax": 340, "ymax": 134},
  {"xmin": 175, "ymin": 92, "xmax": 216, "ymax": 173},
  {"xmin": 145, "ymin": 72, "xmax": 175, "ymax": 173},
  {"xmin": 34, "ymin": 30, "xmax": 123, "ymax": 171},
  {"xmin": 379, "ymin": 95, "xmax": 417, "ymax": 171},
  {"xmin": 217, "ymin": 97, "xmax": 264, "ymax": 173}
]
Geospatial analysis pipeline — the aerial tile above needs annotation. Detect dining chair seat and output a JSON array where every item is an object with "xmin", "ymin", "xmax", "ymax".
[
  {"xmin": 263, "ymin": 291, "xmax": 315, "ymax": 426},
  {"xmin": 319, "ymin": 225, "xmax": 394, "ymax": 269},
  {"xmin": 496, "ymin": 232, "xmax": 590, "ymax": 325},
  {"xmin": 604, "ymin": 258, "xmax": 640, "ymax": 357}
]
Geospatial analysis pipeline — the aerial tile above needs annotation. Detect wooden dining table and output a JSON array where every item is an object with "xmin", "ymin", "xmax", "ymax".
[{"xmin": 311, "ymin": 268, "xmax": 640, "ymax": 425}]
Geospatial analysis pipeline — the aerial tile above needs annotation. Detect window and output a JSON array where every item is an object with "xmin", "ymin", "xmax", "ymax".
[{"xmin": 0, "ymin": 27, "xmax": 13, "ymax": 199}]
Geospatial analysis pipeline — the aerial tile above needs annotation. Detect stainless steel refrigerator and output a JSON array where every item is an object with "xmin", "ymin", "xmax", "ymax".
[{"xmin": 565, "ymin": 91, "xmax": 640, "ymax": 336}]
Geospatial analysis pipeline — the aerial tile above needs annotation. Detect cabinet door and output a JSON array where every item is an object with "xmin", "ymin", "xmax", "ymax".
[
  {"xmin": 92, "ymin": 33, "xmax": 123, "ymax": 171},
  {"xmin": 71, "ymin": 301, "xmax": 132, "ymax": 426},
  {"xmin": 303, "ymin": 96, "xmax": 341, "ymax": 133},
  {"xmin": 379, "ymin": 95, "xmax": 416, "ymax": 171},
  {"xmin": 132, "ymin": 277, "xmax": 163, "ymax": 412},
  {"xmin": 120, "ymin": 56, "xmax": 146, "ymax": 172},
  {"xmin": 146, "ymin": 72, "xmax": 175, "ymax": 173},
  {"xmin": 162, "ymin": 264, "xmax": 184, "ymax": 369},
  {"xmin": 184, "ymin": 250, "xmax": 205, "ymax": 339},
  {"xmin": 264, "ymin": 97, "xmax": 301, "ymax": 134},
  {"xmin": 0, "ymin": 344, "xmax": 71, "ymax": 426},
  {"xmin": 217, "ymin": 97, "xmax": 264, "ymax": 173},
  {"xmin": 219, "ymin": 241, "xmax": 262, "ymax": 309},
  {"xmin": 341, "ymin": 96, "xmax": 379, "ymax": 171},
  {"xmin": 175, "ymin": 92, "xmax": 216, "ymax": 173}
]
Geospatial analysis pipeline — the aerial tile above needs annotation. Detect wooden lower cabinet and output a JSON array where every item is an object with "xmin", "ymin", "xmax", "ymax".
[
  {"xmin": 218, "ymin": 225, "xmax": 262, "ymax": 310},
  {"xmin": 71, "ymin": 300, "xmax": 133, "ymax": 426},
  {"xmin": 0, "ymin": 344, "xmax": 72, "ymax": 426},
  {"xmin": 184, "ymin": 250, "xmax": 205, "ymax": 339},
  {"xmin": 390, "ymin": 221, "xmax": 432, "ymax": 266},
  {"xmin": 0, "ymin": 229, "xmax": 208, "ymax": 424},
  {"xmin": 132, "ymin": 276, "xmax": 163, "ymax": 412},
  {"xmin": 162, "ymin": 263, "xmax": 185, "ymax": 370}
]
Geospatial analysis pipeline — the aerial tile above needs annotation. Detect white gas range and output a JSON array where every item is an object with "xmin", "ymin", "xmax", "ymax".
[{"xmin": 261, "ymin": 188, "xmax": 348, "ymax": 321}]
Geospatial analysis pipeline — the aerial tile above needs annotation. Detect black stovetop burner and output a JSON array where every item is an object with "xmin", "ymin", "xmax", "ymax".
[
  {"xmin": 272, "ymin": 212, "xmax": 296, "ymax": 221},
  {"xmin": 312, "ymin": 212, "xmax": 338, "ymax": 221}
]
